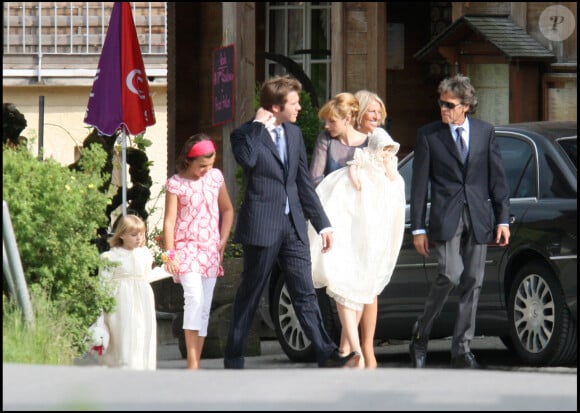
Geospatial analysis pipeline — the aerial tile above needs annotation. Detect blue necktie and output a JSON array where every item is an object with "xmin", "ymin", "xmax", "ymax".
[
  {"xmin": 274, "ymin": 126, "xmax": 287, "ymax": 166},
  {"xmin": 456, "ymin": 127, "xmax": 468, "ymax": 163},
  {"xmin": 274, "ymin": 127, "xmax": 290, "ymax": 214}
]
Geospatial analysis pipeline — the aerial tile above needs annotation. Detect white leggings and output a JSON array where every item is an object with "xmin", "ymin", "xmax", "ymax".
[{"xmin": 180, "ymin": 272, "xmax": 217, "ymax": 337}]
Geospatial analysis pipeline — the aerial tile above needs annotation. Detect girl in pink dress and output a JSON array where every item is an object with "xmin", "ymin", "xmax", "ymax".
[{"xmin": 163, "ymin": 133, "xmax": 234, "ymax": 369}]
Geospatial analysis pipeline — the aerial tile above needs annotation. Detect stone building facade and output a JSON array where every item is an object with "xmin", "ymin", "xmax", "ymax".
[{"xmin": 4, "ymin": 2, "xmax": 577, "ymax": 222}]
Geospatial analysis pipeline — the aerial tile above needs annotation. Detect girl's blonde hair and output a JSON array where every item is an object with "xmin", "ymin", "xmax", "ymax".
[{"xmin": 109, "ymin": 214, "xmax": 146, "ymax": 248}]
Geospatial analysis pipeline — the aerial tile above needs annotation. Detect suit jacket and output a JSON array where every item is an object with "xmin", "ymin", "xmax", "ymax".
[
  {"xmin": 231, "ymin": 120, "xmax": 331, "ymax": 247},
  {"xmin": 410, "ymin": 117, "xmax": 510, "ymax": 244}
]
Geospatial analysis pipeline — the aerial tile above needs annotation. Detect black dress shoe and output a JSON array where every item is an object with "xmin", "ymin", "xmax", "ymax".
[
  {"xmin": 319, "ymin": 350, "xmax": 361, "ymax": 368},
  {"xmin": 451, "ymin": 352, "xmax": 481, "ymax": 369},
  {"xmin": 409, "ymin": 321, "xmax": 427, "ymax": 368}
]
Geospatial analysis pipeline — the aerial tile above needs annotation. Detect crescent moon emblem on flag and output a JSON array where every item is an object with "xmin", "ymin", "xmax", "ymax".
[{"xmin": 126, "ymin": 69, "xmax": 145, "ymax": 100}]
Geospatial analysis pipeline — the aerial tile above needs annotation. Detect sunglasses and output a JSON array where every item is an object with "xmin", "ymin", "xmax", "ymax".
[{"xmin": 437, "ymin": 99, "xmax": 463, "ymax": 110}]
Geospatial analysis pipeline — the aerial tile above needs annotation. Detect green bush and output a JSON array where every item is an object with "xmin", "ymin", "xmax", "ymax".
[{"xmin": 3, "ymin": 144, "xmax": 115, "ymax": 356}]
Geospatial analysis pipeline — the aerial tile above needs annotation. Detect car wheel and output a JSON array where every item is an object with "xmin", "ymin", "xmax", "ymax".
[
  {"xmin": 316, "ymin": 288, "xmax": 341, "ymax": 344},
  {"xmin": 507, "ymin": 262, "xmax": 577, "ymax": 366},
  {"xmin": 272, "ymin": 275, "xmax": 317, "ymax": 362},
  {"xmin": 271, "ymin": 275, "xmax": 342, "ymax": 362}
]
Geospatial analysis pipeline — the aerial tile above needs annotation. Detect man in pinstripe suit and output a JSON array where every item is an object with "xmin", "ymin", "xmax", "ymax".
[{"xmin": 224, "ymin": 76, "xmax": 360, "ymax": 369}]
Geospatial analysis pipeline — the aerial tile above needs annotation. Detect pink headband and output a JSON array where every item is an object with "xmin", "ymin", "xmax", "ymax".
[{"xmin": 187, "ymin": 140, "xmax": 216, "ymax": 158}]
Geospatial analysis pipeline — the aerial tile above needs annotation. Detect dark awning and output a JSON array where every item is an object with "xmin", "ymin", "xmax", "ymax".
[{"xmin": 414, "ymin": 16, "xmax": 556, "ymax": 62}]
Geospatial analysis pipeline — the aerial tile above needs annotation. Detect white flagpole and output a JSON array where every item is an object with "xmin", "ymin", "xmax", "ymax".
[{"xmin": 121, "ymin": 128, "xmax": 127, "ymax": 217}]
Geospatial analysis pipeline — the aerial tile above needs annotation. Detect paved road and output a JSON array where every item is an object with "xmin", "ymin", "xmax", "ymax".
[
  {"xmin": 157, "ymin": 335, "xmax": 576, "ymax": 372},
  {"xmin": 3, "ymin": 337, "xmax": 576, "ymax": 411}
]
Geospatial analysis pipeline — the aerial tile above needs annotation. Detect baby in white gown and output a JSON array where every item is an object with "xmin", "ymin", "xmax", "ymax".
[{"xmin": 310, "ymin": 127, "xmax": 405, "ymax": 310}]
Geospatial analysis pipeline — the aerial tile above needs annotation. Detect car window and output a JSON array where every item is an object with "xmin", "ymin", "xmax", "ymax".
[
  {"xmin": 398, "ymin": 156, "xmax": 430, "ymax": 203},
  {"xmin": 557, "ymin": 137, "xmax": 577, "ymax": 169},
  {"xmin": 542, "ymin": 154, "xmax": 576, "ymax": 199},
  {"xmin": 399, "ymin": 157, "xmax": 413, "ymax": 203},
  {"xmin": 497, "ymin": 136, "xmax": 536, "ymax": 198}
]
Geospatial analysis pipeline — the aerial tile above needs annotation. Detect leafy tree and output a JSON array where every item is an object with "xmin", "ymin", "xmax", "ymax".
[{"xmin": 3, "ymin": 144, "xmax": 115, "ymax": 353}]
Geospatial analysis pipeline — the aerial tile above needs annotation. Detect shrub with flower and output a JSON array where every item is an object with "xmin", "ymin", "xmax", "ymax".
[
  {"xmin": 147, "ymin": 226, "xmax": 166, "ymax": 267},
  {"xmin": 144, "ymin": 184, "xmax": 168, "ymax": 267}
]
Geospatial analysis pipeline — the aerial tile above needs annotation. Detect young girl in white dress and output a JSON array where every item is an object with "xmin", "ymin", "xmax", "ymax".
[
  {"xmin": 98, "ymin": 214, "xmax": 162, "ymax": 370},
  {"xmin": 309, "ymin": 127, "xmax": 405, "ymax": 368}
]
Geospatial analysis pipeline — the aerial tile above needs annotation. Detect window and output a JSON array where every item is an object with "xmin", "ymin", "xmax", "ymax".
[
  {"xmin": 265, "ymin": 2, "xmax": 331, "ymax": 107},
  {"xmin": 399, "ymin": 155, "xmax": 431, "ymax": 204},
  {"xmin": 497, "ymin": 136, "xmax": 536, "ymax": 199},
  {"xmin": 557, "ymin": 137, "xmax": 577, "ymax": 168}
]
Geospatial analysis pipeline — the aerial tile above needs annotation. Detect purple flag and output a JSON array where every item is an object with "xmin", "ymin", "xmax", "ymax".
[{"xmin": 84, "ymin": 2, "xmax": 155, "ymax": 136}]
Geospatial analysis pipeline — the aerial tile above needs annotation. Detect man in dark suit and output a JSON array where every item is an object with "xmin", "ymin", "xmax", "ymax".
[
  {"xmin": 409, "ymin": 74, "xmax": 510, "ymax": 369},
  {"xmin": 224, "ymin": 75, "xmax": 360, "ymax": 369}
]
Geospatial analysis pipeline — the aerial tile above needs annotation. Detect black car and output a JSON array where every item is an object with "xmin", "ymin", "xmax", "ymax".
[{"xmin": 259, "ymin": 120, "xmax": 577, "ymax": 367}]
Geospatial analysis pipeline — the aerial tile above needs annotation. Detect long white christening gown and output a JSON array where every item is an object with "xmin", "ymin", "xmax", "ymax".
[{"xmin": 309, "ymin": 127, "xmax": 406, "ymax": 311}]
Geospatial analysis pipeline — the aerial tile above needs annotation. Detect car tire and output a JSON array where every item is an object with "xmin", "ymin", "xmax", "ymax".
[
  {"xmin": 315, "ymin": 288, "xmax": 341, "ymax": 345},
  {"xmin": 272, "ymin": 275, "xmax": 316, "ymax": 362},
  {"xmin": 271, "ymin": 275, "xmax": 341, "ymax": 362},
  {"xmin": 507, "ymin": 262, "xmax": 577, "ymax": 366}
]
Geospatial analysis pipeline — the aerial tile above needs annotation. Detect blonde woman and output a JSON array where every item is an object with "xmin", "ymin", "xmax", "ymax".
[
  {"xmin": 309, "ymin": 92, "xmax": 368, "ymax": 187},
  {"xmin": 310, "ymin": 90, "xmax": 392, "ymax": 368},
  {"xmin": 355, "ymin": 90, "xmax": 388, "ymax": 135},
  {"xmin": 353, "ymin": 89, "xmax": 388, "ymax": 368},
  {"xmin": 309, "ymin": 126, "xmax": 405, "ymax": 369}
]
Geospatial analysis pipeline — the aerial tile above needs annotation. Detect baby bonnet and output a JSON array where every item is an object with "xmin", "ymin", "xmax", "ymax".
[{"xmin": 368, "ymin": 127, "xmax": 400, "ymax": 154}]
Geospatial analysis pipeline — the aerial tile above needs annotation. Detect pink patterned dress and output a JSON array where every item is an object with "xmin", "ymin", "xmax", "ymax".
[{"xmin": 165, "ymin": 168, "xmax": 225, "ymax": 279}]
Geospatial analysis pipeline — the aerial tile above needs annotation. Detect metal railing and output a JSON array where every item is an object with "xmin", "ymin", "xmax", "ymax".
[{"xmin": 3, "ymin": 201, "xmax": 34, "ymax": 325}]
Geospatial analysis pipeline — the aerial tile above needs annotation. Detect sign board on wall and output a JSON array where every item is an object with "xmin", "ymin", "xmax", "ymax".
[{"xmin": 212, "ymin": 45, "xmax": 235, "ymax": 126}]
